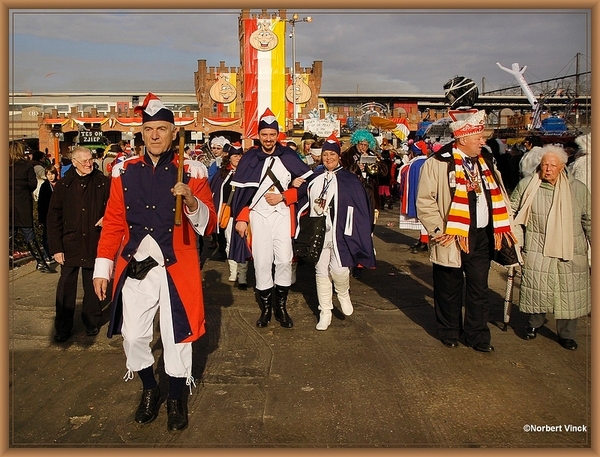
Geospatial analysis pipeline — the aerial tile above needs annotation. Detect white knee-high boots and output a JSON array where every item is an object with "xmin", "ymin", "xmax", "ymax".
[
  {"xmin": 331, "ymin": 270, "xmax": 353, "ymax": 316},
  {"xmin": 315, "ymin": 275, "xmax": 333, "ymax": 331},
  {"xmin": 227, "ymin": 260, "xmax": 238, "ymax": 282}
]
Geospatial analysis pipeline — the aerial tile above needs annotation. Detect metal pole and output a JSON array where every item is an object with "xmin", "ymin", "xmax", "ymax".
[{"xmin": 291, "ymin": 21, "xmax": 296, "ymax": 128}]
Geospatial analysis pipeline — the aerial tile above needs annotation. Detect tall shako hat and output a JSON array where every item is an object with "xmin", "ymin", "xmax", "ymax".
[
  {"xmin": 449, "ymin": 109, "xmax": 486, "ymax": 138},
  {"xmin": 225, "ymin": 141, "xmax": 243, "ymax": 156},
  {"xmin": 258, "ymin": 108, "xmax": 279, "ymax": 132},
  {"xmin": 321, "ymin": 133, "xmax": 341, "ymax": 155},
  {"xmin": 134, "ymin": 93, "xmax": 174, "ymax": 124}
]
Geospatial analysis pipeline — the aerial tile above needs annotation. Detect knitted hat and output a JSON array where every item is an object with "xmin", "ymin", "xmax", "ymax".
[
  {"xmin": 321, "ymin": 133, "xmax": 341, "ymax": 155},
  {"xmin": 134, "ymin": 93, "xmax": 174, "ymax": 124},
  {"xmin": 258, "ymin": 108, "xmax": 279, "ymax": 132},
  {"xmin": 449, "ymin": 109, "xmax": 486, "ymax": 138},
  {"xmin": 224, "ymin": 141, "xmax": 243, "ymax": 156}
]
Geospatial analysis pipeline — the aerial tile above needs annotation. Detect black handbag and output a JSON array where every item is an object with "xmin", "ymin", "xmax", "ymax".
[
  {"xmin": 294, "ymin": 214, "xmax": 326, "ymax": 263},
  {"xmin": 494, "ymin": 235, "xmax": 521, "ymax": 267}
]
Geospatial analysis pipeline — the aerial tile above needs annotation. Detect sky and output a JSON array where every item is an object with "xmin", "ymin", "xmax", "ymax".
[{"xmin": 8, "ymin": 9, "xmax": 591, "ymax": 97}]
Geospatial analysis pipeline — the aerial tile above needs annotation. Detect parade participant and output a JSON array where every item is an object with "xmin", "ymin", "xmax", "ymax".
[
  {"xmin": 569, "ymin": 132, "xmax": 591, "ymax": 192},
  {"xmin": 210, "ymin": 141, "xmax": 248, "ymax": 289},
  {"xmin": 229, "ymin": 108, "xmax": 312, "ymax": 329},
  {"xmin": 307, "ymin": 138, "xmax": 324, "ymax": 171},
  {"xmin": 37, "ymin": 164, "xmax": 59, "ymax": 263},
  {"xmin": 416, "ymin": 109, "xmax": 518, "ymax": 352},
  {"xmin": 92, "ymin": 93, "xmax": 217, "ymax": 431},
  {"xmin": 47, "ymin": 146, "xmax": 110, "ymax": 342},
  {"xmin": 298, "ymin": 133, "xmax": 375, "ymax": 330},
  {"xmin": 378, "ymin": 139, "xmax": 395, "ymax": 210},
  {"xmin": 341, "ymin": 129, "xmax": 388, "ymax": 278},
  {"xmin": 298, "ymin": 131, "xmax": 317, "ymax": 163},
  {"xmin": 207, "ymin": 136, "xmax": 231, "ymax": 257},
  {"xmin": 519, "ymin": 135, "xmax": 544, "ymax": 178},
  {"xmin": 9, "ymin": 141, "xmax": 56, "ymax": 273},
  {"xmin": 207, "ymin": 136, "xmax": 230, "ymax": 180},
  {"xmin": 511, "ymin": 145, "xmax": 591, "ymax": 350},
  {"xmin": 398, "ymin": 140, "xmax": 429, "ymax": 252}
]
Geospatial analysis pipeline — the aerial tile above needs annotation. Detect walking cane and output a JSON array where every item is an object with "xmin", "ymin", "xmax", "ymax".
[
  {"xmin": 174, "ymin": 127, "xmax": 185, "ymax": 226},
  {"xmin": 501, "ymin": 265, "xmax": 516, "ymax": 331}
]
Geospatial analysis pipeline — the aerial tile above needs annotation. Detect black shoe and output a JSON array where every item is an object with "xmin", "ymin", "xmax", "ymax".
[
  {"xmin": 525, "ymin": 326, "xmax": 538, "ymax": 340},
  {"xmin": 352, "ymin": 267, "xmax": 363, "ymax": 279},
  {"xmin": 472, "ymin": 342, "xmax": 494, "ymax": 352},
  {"xmin": 441, "ymin": 338, "xmax": 459, "ymax": 348},
  {"xmin": 559, "ymin": 338, "xmax": 578, "ymax": 350},
  {"xmin": 37, "ymin": 263, "xmax": 57, "ymax": 273},
  {"xmin": 238, "ymin": 282, "xmax": 248, "ymax": 291},
  {"xmin": 135, "ymin": 387, "xmax": 161, "ymax": 424},
  {"xmin": 53, "ymin": 333, "xmax": 71, "ymax": 343},
  {"xmin": 86, "ymin": 327, "xmax": 99, "ymax": 336},
  {"xmin": 166, "ymin": 399, "xmax": 188, "ymax": 431}
]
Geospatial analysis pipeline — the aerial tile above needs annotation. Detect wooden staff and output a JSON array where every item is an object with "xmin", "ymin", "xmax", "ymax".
[{"xmin": 174, "ymin": 127, "xmax": 186, "ymax": 226}]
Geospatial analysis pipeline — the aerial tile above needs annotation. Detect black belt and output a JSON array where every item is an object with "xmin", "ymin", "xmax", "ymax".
[{"xmin": 126, "ymin": 256, "xmax": 158, "ymax": 280}]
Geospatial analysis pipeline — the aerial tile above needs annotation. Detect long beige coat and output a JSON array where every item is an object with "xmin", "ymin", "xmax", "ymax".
[{"xmin": 510, "ymin": 175, "xmax": 591, "ymax": 319}]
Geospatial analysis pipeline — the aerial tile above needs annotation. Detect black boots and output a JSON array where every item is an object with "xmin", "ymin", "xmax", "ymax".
[
  {"xmin": 256, "ymin": 286, "xmax": 293, "ymax": 328},
  {"xmin": 134, "ymin": 387, "xmax": 160, "ymax": 424},
  {"xmin": 256, "ymin": 288, "xmax": 273, "ymax": 327},
  {"xmin": 274, "ymin": 285, "xmax": 293, "ymax": 328},
  {"xmin": 28, "ymin": 241, "xmax": 56, "ymax": 273}
]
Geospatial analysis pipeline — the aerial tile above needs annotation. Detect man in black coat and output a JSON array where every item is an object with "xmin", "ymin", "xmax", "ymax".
[{"xmin": 47, "ymin": 146, "xmax": 110, "ymax": 342}]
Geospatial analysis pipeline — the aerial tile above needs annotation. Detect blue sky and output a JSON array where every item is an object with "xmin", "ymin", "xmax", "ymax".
[{"xmin": 9, "ymin": 9, "xmax": 591, "ymax": 96}]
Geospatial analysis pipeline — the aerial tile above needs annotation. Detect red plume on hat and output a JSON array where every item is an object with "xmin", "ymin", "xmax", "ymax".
[
  {"xmin": 134, "ymin": 92, "xmax": 174, "ymax": 124},
  {"xmin": 258, "ymin": 108, "xmax": 279, "ymax": 132},
  {"xmin": 322, "ymin": 133, "xmax": 341, "ymax": 154}
]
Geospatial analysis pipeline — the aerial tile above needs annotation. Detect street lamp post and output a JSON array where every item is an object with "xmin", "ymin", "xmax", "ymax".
[{"xmin": 286, "ymin": 13, "xmax": 312, "ymax": 131}]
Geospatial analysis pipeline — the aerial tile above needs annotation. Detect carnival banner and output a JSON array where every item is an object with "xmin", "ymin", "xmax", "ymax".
[{"xmin": 243, "ymin": 16, "xmax": 286, "ymax": 138}]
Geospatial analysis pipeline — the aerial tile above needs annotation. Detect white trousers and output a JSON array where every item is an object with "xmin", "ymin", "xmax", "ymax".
[
  {"xmin": 121, "ymin": 264, "xmax": 192, "ymax": 379},
  {"xmin": 250, "ymin": 210, "xmax": 293, "ymax": 290},
  {"xmin": 315, "ymin": 242, "xmax": 348, "ymax": 278}
]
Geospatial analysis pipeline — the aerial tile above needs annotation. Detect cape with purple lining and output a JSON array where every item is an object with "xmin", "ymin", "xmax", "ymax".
[
  {"xmin": 228, "ymin": 143, "xmax": 312, "ymax": 262},
  {"xmin": 297, "ymin": 166, "xmax": 376, "ymax": 269}
]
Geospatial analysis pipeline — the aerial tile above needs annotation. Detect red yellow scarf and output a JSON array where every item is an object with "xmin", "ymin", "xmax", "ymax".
[{"xmin": 446, "ymin": 151, "xmax": 516, "ymax": 253}]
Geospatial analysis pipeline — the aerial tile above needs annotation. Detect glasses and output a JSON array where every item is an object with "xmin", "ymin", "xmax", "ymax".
[{"xmin": 73, "ymin": 157, "xmax": 93, "ymax": 165}]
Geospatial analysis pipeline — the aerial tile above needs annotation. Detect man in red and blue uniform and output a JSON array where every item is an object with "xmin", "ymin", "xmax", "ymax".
[{"xmin": 93, "ymin": 93, "xmax": 217, "ymax": 431}]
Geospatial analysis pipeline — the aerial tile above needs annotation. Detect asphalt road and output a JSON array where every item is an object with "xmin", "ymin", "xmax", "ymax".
[{"xmin": 8, "ymin": 207, "xmax": 592, "ymax": 448}]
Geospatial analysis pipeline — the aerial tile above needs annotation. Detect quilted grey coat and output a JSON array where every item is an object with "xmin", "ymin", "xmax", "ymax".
[{"xmin": 510, "ymin": 175, "xmax": 591, "ymax": 319}]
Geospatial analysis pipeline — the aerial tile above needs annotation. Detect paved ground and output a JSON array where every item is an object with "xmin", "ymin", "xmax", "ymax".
[{"xmin": 8, "ymin": 208, "xmax": 592, "ymax": 448}]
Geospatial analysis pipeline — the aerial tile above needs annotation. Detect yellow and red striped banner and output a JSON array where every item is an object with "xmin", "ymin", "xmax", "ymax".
[{"xmin": 243, "ymin": 17, "xmax": 286, "ymax": 139}]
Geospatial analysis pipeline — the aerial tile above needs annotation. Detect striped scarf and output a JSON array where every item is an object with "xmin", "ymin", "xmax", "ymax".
[{"xmin": 446, "ymin": 151, "xmax": 516, "ymax": 253}]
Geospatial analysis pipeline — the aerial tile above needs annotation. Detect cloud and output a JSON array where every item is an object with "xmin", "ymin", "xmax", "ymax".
[{"xmin": 9, "ymin": 9, "xmax": 590, "ymax": 95}]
